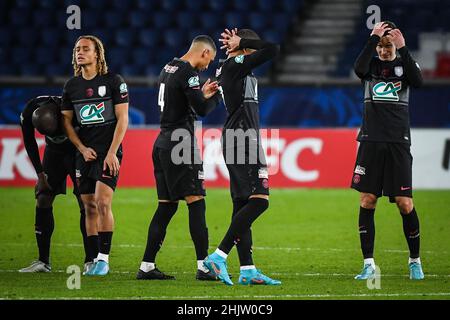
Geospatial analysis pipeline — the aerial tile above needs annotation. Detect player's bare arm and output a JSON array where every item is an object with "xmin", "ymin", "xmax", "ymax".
[
  {"xmin": 104, "ymin": 103, "xmax": 129, "ymax": 177},
  {"xmin": 61, "ymin": 109, "xmax": 97, "ymax": 161}
]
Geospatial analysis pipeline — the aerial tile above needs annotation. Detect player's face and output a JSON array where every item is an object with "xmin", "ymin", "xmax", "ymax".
[
  {"xmin": 198, "ymin": 48, "xmax": 216, "ymax": 71},
  {"xmin": 75, "ymin": 38, "xmax": 98, "ymax": 67},
  {"xmin": 376, "ymin": 37, "xmax": 396, "ymax": 61}
]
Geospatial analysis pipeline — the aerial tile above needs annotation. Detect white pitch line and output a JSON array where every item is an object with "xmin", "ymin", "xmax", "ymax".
[
  {"xmin": 2, "ymin": 242, "xmax": 445, "ymax": 254},
  {"xmin": 2, "ymin": 293, "xmax": 450, "ymax": 300}
]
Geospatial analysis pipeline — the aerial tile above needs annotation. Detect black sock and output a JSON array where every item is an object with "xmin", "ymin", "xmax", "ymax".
[
  {"xmin": 218, "ymin": 198, "xmax": 268, "ymax": 255},
  {"xmin": 401, "ymin": 207, "xmax": 420, "ymax": 259},
  {"xmin": 233, "ymin": 200, "xmax": 254, "ymax": 266},
  {"xmin": 87, "ymin": 235, "xmax": 99, "ymax": 262},
  {"xmin": 98, "ymin": 232, "xmax": 113, "ymax": 256},
  {"xmin": 143, "ymin": 202, "xmax": 178, "ymax": 262},
  {"xmin": 359, "ymin": 207, "xmax": 375, "ymax": 259},
  {"xmin": 188, "ymin": 199, "xmax": 209, "ymax": 261},
  {"xmin": 79, "ymin": 209, "xmax": 90, "ymax": 263},
  {"xmin": 35, "ymin": 207, "xmax": 54, "ymax": 264}
]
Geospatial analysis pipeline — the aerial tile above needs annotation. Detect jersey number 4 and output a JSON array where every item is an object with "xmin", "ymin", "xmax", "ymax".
[{"xmin": 158, "ymin": 83, "xmax": 165, "ymax": 112}]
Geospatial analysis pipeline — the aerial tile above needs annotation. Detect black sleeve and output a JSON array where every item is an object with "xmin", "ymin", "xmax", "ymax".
[
  {"xmin": 20, "ymin": 98, "xmax": 43, "ymax": 174},
  {"xmin": 232, "ymin": 38, "xmax": 279, "ymax": 78},
  {"xmin": 354, "ymin": 35, "xmax": 380, "ymax": 79},
  {"xmin": 180, "ymin": 69, "xmax": 220, "ymax": 117},
  {"xmin": 398, "ymin": 46, "xmax": 423, "ymax": 88},
  {"xmin": 111, "ymin": 74, "xmax": 130, "ymax": 105},
  {"xmin": 61, "ymin": 80, "xmax": 74, "ymax": 111}
]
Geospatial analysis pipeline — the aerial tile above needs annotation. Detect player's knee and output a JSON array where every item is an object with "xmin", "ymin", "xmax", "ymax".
[
  {"xmin": 396, "ymin": 197, "xmax": 413, "ymax": 214},
  {"xmin": 83, "ymin": 200, "xmax": 97, "ymax": 215},
  {"xmin": 36, "ymin": 194, "xmax": 53, "ymax": 208},
  {"xmin": 185, "ymin": 195, "xmax": 203, "ymax": 204},
  {"xmin": 360, "ymin": 193, "xmax": 377, "ymax": 209},
  {"xmin": 96, "ymin": 197, "xmax": 111, "ymax": 215}
]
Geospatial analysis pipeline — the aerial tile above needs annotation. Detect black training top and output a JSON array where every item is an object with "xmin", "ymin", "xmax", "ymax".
[
  {"xmin": 154, "ymin": 58, "xmax": 220, "ymax": 149},
  {"xmin": 354, "ymin": 35, "xmax": 423, "ymax": 144},
  {"xmin": 20, "ymin": 96, "xmax": 74, "ymax": 174},
  {"xmin": 217, "ymin": 38, "xmax": 278, "ymax": 148},
  {"xmin": 61, "ymin": 73, "xmax": 129, "ymax": 154}
]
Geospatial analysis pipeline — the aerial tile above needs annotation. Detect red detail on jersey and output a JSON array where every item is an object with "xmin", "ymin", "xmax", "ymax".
[
  {"xmin": 262, "ymin": 179, "xmax": 269, "ymax": 189},
  {"xmin": 121, "ymin": 94, "xmax": 128, "ymax": 99},
  {"xmin": 86, "ymin": 88, "xmax": 94, "ymax": 97},
  {"xmin": 353, "ymin": 174, "xmax": 360, "ymax": 184}
]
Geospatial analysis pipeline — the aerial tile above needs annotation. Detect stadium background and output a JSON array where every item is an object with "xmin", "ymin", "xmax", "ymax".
[{"xmin": 0, "ymin": 0, "xmax": 449, "ymax": 300}]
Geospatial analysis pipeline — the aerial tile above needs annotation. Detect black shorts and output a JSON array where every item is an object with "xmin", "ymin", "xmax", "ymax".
[
  {"xmin": 75, "ymin": 147, "xmax": 122, "ymax": 194},
  {"xmin": 351, "ymin": 142, "xmax": 413, "ymax": 202},
  {"xmin": 153, "ymin": 144, "xmax": 205, "ymax": 201},
  {"xmin": 42, "ymin": 147, "xmax": 79, "ymax": 196},
  {"xmin": 224, "ymin": 145, "xmax": 270, "ymax": 201}
]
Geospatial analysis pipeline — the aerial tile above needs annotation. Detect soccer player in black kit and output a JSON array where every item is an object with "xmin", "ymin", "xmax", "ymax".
[
  {"xmin": 19, "ymin": 96, "xmax": 89, "ymax": 272},
  {"xmin": 61, "ymin": 35, "xmax": 129, "ymax": 276},
  {"xmin": 203, "ymin": 29, "xmax": 281, "ymax": 286},
  {"xmin": 136, "ymin": 36, "xmax": 220, "ymax": 281},
  {"xmin": 352, "ymin": 22, "xmax": 424, "ymax": 280}
]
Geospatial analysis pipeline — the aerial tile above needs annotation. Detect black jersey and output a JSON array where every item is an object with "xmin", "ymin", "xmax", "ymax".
[
  {"xmin": 20, "ymin": 96, "xmax": 73, "ymax": 174},
  {"xmin": 154, "ymin": 58, "xmax": 220, "ymax": 149},
  {"xmin": 354, "ymin": 35, "xmax": 423, "ymax": 144},
  {"xmin": 61, "ymin": 73, "xmax": 129, "ymax": 154},
  {"xmin": 216, "ymin": 38, "xmax": 278, "ymax": 148}
]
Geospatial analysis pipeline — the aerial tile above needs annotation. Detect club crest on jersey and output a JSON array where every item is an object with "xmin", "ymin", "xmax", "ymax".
[
  {"xmin": 80, "ymin": 102, "xmax": 105, "ymax": 124},
  {"xmin": 119, "ymin": 83, "xmax": 128, "ymax": 93},
  {"xmin": 235, "ymin": 55, "xmax": 244, "ymax": 64},
  {"xmin": 98, "ymin": 85, "xmax": 106, "ymax": 97},
  {"xmin": 188, "ymin": 76, "xmax": 200, "ymax": 87},
  {"xmin": 372, "ymin": 81, "xmax": 402, "ymax": 101},
  {"xmin": 394, "ymin": 66, "xmax": 403, "ymax": 77}
]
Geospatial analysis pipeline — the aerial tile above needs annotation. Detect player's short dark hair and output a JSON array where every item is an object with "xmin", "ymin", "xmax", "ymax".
[
  {"xmin": 237, "ymin": 29, "xmax": 261, "ymax": 41},
  {"xmin": 192, "ymin": 35, "xmax": 217, "ymax": 52},
  {"xmin": 382, "ymin": 21, "xmax": 397, "ymax": 36},
  {"xmin": 32, "ymin": 98, "xmax": 61, "ymax": 137}
]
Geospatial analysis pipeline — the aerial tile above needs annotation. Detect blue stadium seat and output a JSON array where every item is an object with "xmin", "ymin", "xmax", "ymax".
[
  {"xmin": 115, "ymin": 29, "xmax": 136, "ymax": 47},
  {"xmin": 85, "ymin": 0, "xmax": 108, "ymax": 9},
  {"xmin": 45, "ymin": 64, "xmax": 66, "ymax": 76},
  {"xmin": 249, "ymin": 13, "xmax": 268, "ymax": 30},
  {"xmin": 225, "ymin": 12, "xmax": 245, "ymax": 29},
  {"xmin": 33, "ymin": 9, "xmax": 54, "ymax": 27},
  {"xmin": 188, "ymin": 29, "xmax": 204, "ymax": 42},
  {"xmin": 152, "ymin": 12, "xmax": 172, "ymax": 29},
  {"xmin": 253, "ymin": 62, "xmax": 272, "ymax": 77},
  {"xmin": 104, "ymin": 11, "xmax": 125, "ymax": 28},
  {"xmin": 129, "ymin": 11, "xmax": 149, "ymax": 28},
  {"xmin": 82, "ymin": 11, "xmax": 101, "ymax": 29},
  {"xmin": 164, "ymin": 29, "xmax": 186, "ymax": 48},
  {"xmin": 17, "ymin": 28, "xmax": 39, "ymax": 47},
  {"xmin": 9, "ymin": 9, "xmax": 30, "ymax": 27},
  {"xmin": 161, "ymin": 0, "xmax": 183, "ymax": 12},
  {"xmin": 0, "ymin": 29, "xmax": 12, "ymax": 46},
  {"xmin": 0, "ymin": 64, "xmax": 18, "ymax": 76},
  {"xmin": 65, "ymin": 31, "xmax": 84, "ymax": 46},
  {"xmin": 121, "ymin": 65, "xmax": 142, "ymax": 77},
  {"xmin": 139, "ymin": 29, "xmax": 160, "ymax": 48},
  {"xmin": 108, "ymin": 48, "xmax": 130, "ymax": 65},
  {"xmin": 58, "ymin": 47, "xmax": 73, "ymax": 66},
  {"xmin": 132, "ymin": 48, "xmax": 154, "ymax": 66},
  {"xmin": 15, "ymin": 0, "xmax": 36, "ymax": 9},
  {"xmin": 64, "ymin": 0, "xmax": 82, "ymax": 8},
  {"xmin": 12, "ymin": 47, "xmax": 32, "ymax": 65},
  {"xmin": 258, "ymin": 0, "xmax": 277, "ymax": 12},
  {"xmin": 199, "ymin": 12, "xmax": 222, "ymax": 30},
  {"xmin": 112, "ymin": 0, "xmax": 132, "ymax": 10},
  {"xmin": 145, "ymin": 65, "xmax": 161, "ymax": 77},
  {"xmin": 281, "ymin": 0, "xmax": 301, "ymax": 11},
  {"xmin": 231, "ymin": 0, "xmax": 254, "ymax": 11},
  {"xmin": 20, "ymin": 64, "xmax": 42, "ymax": 77},
  {"xmin": 272, "ymin": 13, "xmax": 290, "ymax": 32},
  {"xmin": 185, "ymin": 1, "xmax": 204, "ymax": 11},
  {"xmin": 263, "ymin": 30, "xmax": 282, "ymax": 43},
  {"xmin": 136, "ymin": 0, "xmax": 159, "ymax": 10},
  {"xmin": 35, "ymin": 47, "xmax": 56, "ymax": 65},
  {"xmin": 177, "ymin": 12, "xmax": 197, "ymax": 29},
  {"xmin": 91, "ymin": 28, "xmax": 114, "ymax": 47},
  {"xmin": 39, "ymin": 0, "xmax": 55, "ymax": 9},
  {"xmin": 209, "ymin": 0, "xmax": 228, "ymax": 11}
]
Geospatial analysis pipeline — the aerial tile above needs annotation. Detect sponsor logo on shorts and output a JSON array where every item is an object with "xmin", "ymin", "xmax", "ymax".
[
  {"xmin": 401, "ymin": 186, "xmax": 411, "ymax": 191},
  {"xmin": 75, "ymin": 169, "xmax": 81, "ymax": 178},
  {"xmin": 198, "ymin": 171, "xmax": 204, "ymax": 180},
  {"xmin": 258, "ymin": 168, "xmax": 268, "ymax": 179},
  {"xmin": 353, "ymin": 174, "xmax": 361, "ymax": 184},
  {"xmin": 262, "ymin": 178, "xmax": 269, "ymax": 189},
  {"xmin": 354, "ymin": 165, "xmax": 366, "ymax": 175}
]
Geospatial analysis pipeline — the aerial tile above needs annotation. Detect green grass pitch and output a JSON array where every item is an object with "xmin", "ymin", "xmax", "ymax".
[{"xmin": 0, "ymin": 187, "xmax": 449, "ymax": 300}]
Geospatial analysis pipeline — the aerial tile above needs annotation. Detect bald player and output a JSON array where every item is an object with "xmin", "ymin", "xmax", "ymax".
[{"xmin": 137, "ymin": 35, "xmax": 221, "ymax": 281}]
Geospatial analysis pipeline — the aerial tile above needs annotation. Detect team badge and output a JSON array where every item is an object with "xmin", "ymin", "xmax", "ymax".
[
  {"xmin": 394, "ymin": 66, "xmax": 403, "ymax": 77},
  {"xmin": 188, "ymin": 76, "xmax": 200, "ymax": 87},
  {"xmin": 235, "ymin": 55, "xmax": 244, "ymax": 64},
  {"xmin": 119, "ymin": 83, "xmax": 128, "ymax": 93},
  {"xmin": 98, "ymin": 85, "xmax": 106, "ymax": 97}
]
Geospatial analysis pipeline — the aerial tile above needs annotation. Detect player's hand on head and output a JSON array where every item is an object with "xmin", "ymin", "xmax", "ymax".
[
  {"xmin": 104, "ymin": 152, "xmax": 120, "ymax": 177},
  {"xmin": 35, "ymin": 172, "xmax": 52, "ymax": 197},
  {"xmin": 219, "ymin": 28, "xmax": 240, "ymax": 53},
  {"xmin": 387, "ymin": 28, "xmax": 405, "ymax": 49},
  {"xmin": 81, "ymin": 146, "xmax": 97, "ymax": 162},
  {"xmin": 201, "ymin": 78, "xmax": 219, "ymax": 99},
  {"xmin": 371, "ymin": 22, "xmax": 391, "ymax": 38}
]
